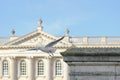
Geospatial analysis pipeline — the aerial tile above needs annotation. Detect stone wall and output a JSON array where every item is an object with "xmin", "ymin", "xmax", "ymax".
[{"xmin": 61, "ymin": 48, "xmax": 120, "ymax": 80}]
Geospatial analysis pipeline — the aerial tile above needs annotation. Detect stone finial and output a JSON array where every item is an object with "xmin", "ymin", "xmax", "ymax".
[
  {"xmin": 37, "ymin": 19, "xmax": 43, "ymax": 31},
  {"xmin": 38, "ymin": 19, "xmax": 42, "ymax": 26},
  {"xmin": 66, "ymin": 28, "xmax": 70, "ymax": 36},
  {"xmin": 11, "ymin": 29, "xmax": 15, "ymax": 36}
]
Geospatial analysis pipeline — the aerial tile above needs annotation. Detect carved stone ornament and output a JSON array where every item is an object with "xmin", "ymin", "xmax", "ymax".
[{"xmin": 21, "ymin": 36, "xmax": 43, "ymax": 46}]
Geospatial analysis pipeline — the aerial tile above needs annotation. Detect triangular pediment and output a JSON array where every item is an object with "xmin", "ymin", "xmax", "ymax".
[{"xmin": 5, "ymin": 30, "xmax": 71, "ymax": 48}]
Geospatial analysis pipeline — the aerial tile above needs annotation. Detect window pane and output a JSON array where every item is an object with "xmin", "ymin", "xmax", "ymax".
[
  {"xmin": 55, "ymin": 60, "xmax": 62, "ymax": 75},
  {"xmin": 37, "ymin": 60, "xmax": 44, "ymax": 75},
  {"xmin": 2, "ymin": 60, "xmax": 8, "ymax": 76},
  {"xmin": 20, "ymin": 60, "xmax": 26, "ymax": 75}
]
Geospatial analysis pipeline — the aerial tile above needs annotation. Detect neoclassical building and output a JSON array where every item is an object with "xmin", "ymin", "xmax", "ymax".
[{"xmin": 0, "ymin": 19, "xmax": 120, "ymax": 80}]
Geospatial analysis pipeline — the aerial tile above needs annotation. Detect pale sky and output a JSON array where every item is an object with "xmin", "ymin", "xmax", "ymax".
[{"xmin": 0, "ymin": 0, "xmax": 120, "ymax": 37}]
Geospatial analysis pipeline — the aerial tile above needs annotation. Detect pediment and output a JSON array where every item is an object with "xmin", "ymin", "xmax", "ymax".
[{"xmin": 5, "ymin": 30, "xmax": 71, "ymax": 48}]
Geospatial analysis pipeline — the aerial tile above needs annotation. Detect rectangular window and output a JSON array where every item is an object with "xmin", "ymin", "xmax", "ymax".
[
  {"xmin": 3, "ymin": 60, "xmax": 8, "ymax": 76},
  {"xmin": 37, "ymin": 60, "xmax": 44, "ymax": 75},
  {"xmin": 56, "ymin": 60, "xmax": 62, "ymax": 75},
  {"xmin": 20, "ymin": 60, "xmax": 26, "ymax": 75}
]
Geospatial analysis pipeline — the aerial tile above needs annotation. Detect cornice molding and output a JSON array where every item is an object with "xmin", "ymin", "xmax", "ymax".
[
  {"xmin": 5, "ymin": 30, "xmax": 39, "ymax": 45},
  {"xmin": 4, "ymin": 30, "xmax": 70, "ymax": 48},
  {"xmin": 61, "ymin": 47, "xmax": 120, "ymax": 62},
  {"xmin": 0, "ymin": 45, "xmax": 70, "ymax": 50}
]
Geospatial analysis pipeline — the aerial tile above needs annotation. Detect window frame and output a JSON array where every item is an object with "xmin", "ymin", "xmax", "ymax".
[
  {"xmin": 20, "ymin": 60, "xmax": 26, "ymax": 76},
  {"xmin": 55, "ymin": 60, "xmax": 62, "ymax": 76},
  {"xmin": 37, "ymin": 60, "xmax": 44, "ymax": 76},
  {"xmin": 2, "ymin": 60, "xmax": 9, "ymax": 76}
]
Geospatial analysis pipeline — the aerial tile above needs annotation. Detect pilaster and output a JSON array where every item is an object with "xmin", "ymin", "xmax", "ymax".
[
  {"xmin": 27, "ymin": 56, "xmax": 34, "ymax": 80},
  {"xmin": 46, "ymin": 56, "xmax": 53, "ymax": 80},
  {"xmin": 10, "ymin": 56, "xmax": 17, "ymax": 80}
]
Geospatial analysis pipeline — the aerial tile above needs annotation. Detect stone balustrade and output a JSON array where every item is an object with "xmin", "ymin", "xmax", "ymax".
[
  {"xmin": 70, "ymin": 36, "xmax": 120, "ymax": 44},
  {"xmin": 0, "ymin": 37, "xmax": 10, "ymax": 45},
  {"xmin": 0, "ymin": 37, "xmax": 9, "ymax": 42},
  {"xmin": 1, "ymin": 36, "xmax": 120, "ymax": 46}
]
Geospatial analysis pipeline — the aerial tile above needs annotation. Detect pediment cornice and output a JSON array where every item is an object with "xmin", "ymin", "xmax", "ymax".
[
  {"xmin": 4, "ymin": 30, "xmax": 71, "ymax": 48},
  {"xmin": 0, "ymin": 45, "xmax": 70, "ymax": 50},
  {"xmin": 5, "ymin": 30, "xmax": 39, "ymax": 45}
]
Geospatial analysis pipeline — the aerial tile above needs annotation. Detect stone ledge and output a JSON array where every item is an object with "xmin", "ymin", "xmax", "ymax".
[
  {"xmin": 64, "ymin": 56, "xmax": 120, "ymax": 62},
  {"xmin": 70, "ymin": 72, "xmax": 120, "ymax": 76},
  {"xmin": 61, "ymin": 48, "xmax": 120, "ymax": 62}
]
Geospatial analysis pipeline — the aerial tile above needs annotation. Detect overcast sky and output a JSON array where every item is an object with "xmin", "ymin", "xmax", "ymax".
[{"xmin": 0, "ymin": 0, "xmax": 120, "ymax": 37}]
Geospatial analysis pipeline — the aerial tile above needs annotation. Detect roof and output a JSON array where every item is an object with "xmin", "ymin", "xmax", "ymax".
[{"xmin": 0, "ymin": 29, "xmax": 71, "ymax": 49}]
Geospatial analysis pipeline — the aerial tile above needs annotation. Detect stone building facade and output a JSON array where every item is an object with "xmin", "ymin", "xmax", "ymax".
[{"xmin": 0, "ymin": 20, "xmax": 120, "ymax": 80}]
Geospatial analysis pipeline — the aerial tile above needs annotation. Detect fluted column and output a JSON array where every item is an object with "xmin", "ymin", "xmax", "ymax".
[
  {"xmin": 46, "ymin": 56, "xmax": 52, "ymax": 80},
  {"xmin": 10, "ymin": 56, "xmax": 17, "ymax": 80},
  {"xmin": 27, "ymin": 56, "xmax": 34, "ymax": 80}
]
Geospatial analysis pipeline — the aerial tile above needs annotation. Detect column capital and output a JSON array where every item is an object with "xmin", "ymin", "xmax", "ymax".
[
  {"xmin": 26, "ymin": 56, "xmax": 34, "ymax": 59},
  {"xmin": 44, "ymin": 56, "xmax": 53, "ymax": 59},
  {"xmin": 9, "ymin": 56, "xmax": 16, "ymax": 60}
]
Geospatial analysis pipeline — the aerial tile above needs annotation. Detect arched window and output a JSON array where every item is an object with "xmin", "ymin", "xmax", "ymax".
[
  {"xmin": 55, "ymin": 60, "xmax": 62, "ymax": 75},
  {"xmin": 2, "ymin": 60, "xmax": 9, "ymax": 76},
  {"xmin": 20, "ymin": 60, "xmax": 26, "ymax": 75},
  {"xmin": 37, "ymin": 60, "xmax": 44, "ymax": 75}
]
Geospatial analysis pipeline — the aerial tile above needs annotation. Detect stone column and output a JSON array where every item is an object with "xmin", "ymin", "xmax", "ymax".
[
  {"xmin": 46, "ymin": 56, "xmax": 52, "ymax": 80},
  {"xmin": 10, "ymin": 56, "xmax": 17, "ymax": 80},
  {"xmin": 27, "ymin": 56, "xmax": 34, "ymax": 80}
]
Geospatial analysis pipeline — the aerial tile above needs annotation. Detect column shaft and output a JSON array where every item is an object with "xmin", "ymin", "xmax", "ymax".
[
  {"xmin": 10, "ymin": 57, "xmax": 17, "ymax": 80},
  {"xmin": 46, "ymin": 57, "xmax": 52, "ymax": 80},
  {"xmin": 28, "ymin": 57, "xmax": 34, "ymax": 80}
]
